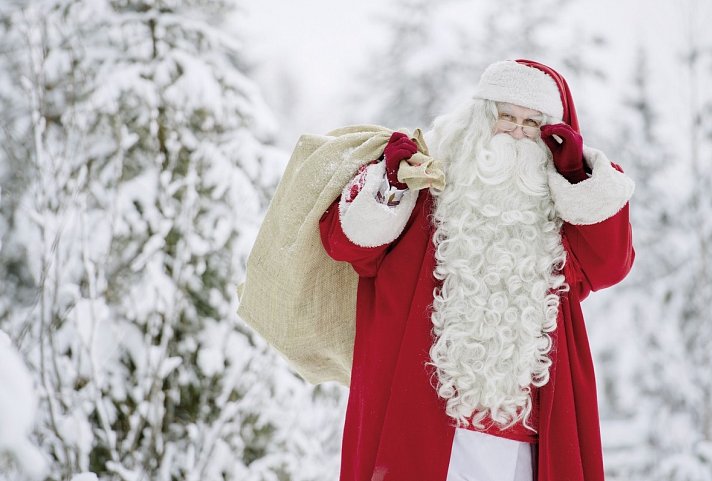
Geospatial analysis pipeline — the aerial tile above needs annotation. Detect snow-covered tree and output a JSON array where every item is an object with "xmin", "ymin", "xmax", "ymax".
[
  {"xmin": 344, "ymin": 0, "xmax": 457, "ymax": 130},
  {"xmin": 0, "ymin": 1, "xmax": 342, "ymax": 480},
  {"xmin": 640, "ymin": 3, "xmax": 712, "ymax": 475},
  {"xmin": 0, "ymin": 328, "xmax": 48, "ymax": 480},
  {"xmin": 348, "ymin": 0, "xmax": 605, "ymax": 131},
  {"xmin": 586, "ymin": 46, "xmax": 678, "ymax": 481},
  {"xmin": 589, "ymin": 5, "xmax": 712, "ymax": 476}
]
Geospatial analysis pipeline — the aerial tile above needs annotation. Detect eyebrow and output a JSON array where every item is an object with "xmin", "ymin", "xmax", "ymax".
[
  {"xmin": 497, "ymin": 106, "xmax": 542, "ymax": 119},
  {"xmin": 499, "ymin": 112, "xmax": 543, "ymax": 124}
]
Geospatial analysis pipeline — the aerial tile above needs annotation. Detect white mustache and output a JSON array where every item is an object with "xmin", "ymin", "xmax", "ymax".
[{"xmin": 475, "ymin": 134, "xmax": 550, "ymax": 198}]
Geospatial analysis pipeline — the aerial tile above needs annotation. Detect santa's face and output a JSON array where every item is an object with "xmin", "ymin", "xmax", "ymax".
[
  {"xmin": 439, "ymin": 123, "xmax": 554, "ymax": 215},
  {"xmin": 494, "ymin": 103, "xmax": 544, "ymax": 140}
]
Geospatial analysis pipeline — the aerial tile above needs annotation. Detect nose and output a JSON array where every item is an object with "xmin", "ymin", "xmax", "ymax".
[{"xmin": 508, "ymin": 125, "xmax": 525, "ymax": 139}]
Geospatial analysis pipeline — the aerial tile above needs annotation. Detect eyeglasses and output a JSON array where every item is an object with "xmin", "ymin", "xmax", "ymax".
[{"xmin": 495, "ymin": 119, "xmax": 541, "ymax": 138}]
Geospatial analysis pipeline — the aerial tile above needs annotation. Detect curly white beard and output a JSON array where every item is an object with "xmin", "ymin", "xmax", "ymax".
[{"xmin": 429, "ymin": 125, "xmax": 569, "ymax": 432}]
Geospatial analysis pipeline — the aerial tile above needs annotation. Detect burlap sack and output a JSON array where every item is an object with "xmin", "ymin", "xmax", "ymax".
[{"xmin": 237, "ymin": 125, "xmax": 443, "ymax": 385}]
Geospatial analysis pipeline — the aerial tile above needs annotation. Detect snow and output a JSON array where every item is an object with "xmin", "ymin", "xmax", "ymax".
[
  {"xmin": 0, "ymin": 331, "xmax": 48, "ymax": 480},
  {"xmin": 71, "ymin": 475, "xmax": 99, "ymax": 481},
  {"xmin": 0, "ymin": 0, "xmax": 710, "ymax": 479}
]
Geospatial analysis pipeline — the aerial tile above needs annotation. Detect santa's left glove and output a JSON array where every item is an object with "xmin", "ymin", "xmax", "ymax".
[
  {"xmin": 383, "ymin": 132, "xmax": 419, "ymax": 190},
  {"xmin": 540, "ymin": 123, "xmax": 589, "ymax": 184}
]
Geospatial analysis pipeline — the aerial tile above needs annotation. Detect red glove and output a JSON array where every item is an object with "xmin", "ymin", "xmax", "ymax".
[
  {"xmin": 540, "ymin": 123, "xmax": 589, "ymax": 184},
  {"xmin": 383, "ymin": 132, "xmax": 418, "ymax": 190}
]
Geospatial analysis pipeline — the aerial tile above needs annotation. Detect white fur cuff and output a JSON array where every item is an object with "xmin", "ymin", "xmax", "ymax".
[
  {"xmin": 339, "ymin": 161, "xmax": 418, "ymax": 248},
  {"xmin": 547, "ymin": 146, "xmax": 635, "ymax": 225}
]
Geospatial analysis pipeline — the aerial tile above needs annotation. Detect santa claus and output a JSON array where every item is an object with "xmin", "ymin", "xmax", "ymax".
[{"xmin": 318, "ymin": 59, "xmax": 635, "ymax": 481}]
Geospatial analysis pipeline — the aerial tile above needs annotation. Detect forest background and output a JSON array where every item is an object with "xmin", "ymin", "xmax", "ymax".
[{"xmin": 1, "ymin": 0, "xmax": 710, "ymax": 480}]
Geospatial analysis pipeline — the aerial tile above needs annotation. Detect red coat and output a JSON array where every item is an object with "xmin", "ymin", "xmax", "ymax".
[{"xmin": 319, "ymin": 184, "xmax": 634, "ymax": 481}]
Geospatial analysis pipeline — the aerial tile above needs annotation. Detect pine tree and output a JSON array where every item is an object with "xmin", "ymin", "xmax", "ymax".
[
  {"xmin": 0, "ymin": 1, "xmax": 341, "ymax": 479},
  {"xmin": 345, "ymin": 0, "xmax": 453, "ymax": 130},
  {"xmin": 588, "ymin": 9, "xmax": 712, "ymax": 477},
  {"xmin": 586, "ymin": 46, "xmax": 675, "ymax": 481},
  {"xmin": 348, "ymin": 0, "xmax": 604, "ymax": 132}
]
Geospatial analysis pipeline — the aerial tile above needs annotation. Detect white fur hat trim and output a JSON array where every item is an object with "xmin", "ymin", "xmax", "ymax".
[{"xmin": 473, "ymin": 60, "xmax": 564, "ymax": 120}]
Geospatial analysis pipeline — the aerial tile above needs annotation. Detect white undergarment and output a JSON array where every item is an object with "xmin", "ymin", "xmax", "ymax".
[{"xmin": 446, "ymin": 428, "xmax": 534, "ymax": 481}]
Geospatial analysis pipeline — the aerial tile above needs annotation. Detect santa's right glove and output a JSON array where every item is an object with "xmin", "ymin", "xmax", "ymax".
[
  {"xmin": 540, "ymin": 123, "xmax": 589, "ymax": 184},
  {"xmin": 383, "ymin": 132, "xmax": 419, "ymax": 190}
]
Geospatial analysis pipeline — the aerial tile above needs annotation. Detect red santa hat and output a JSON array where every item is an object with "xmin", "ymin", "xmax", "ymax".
[{"xmin": 473, "ymin": 59, "xmax": 580, "ymax": 133}]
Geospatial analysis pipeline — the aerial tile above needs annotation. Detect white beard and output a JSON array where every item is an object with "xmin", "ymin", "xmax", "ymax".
[{"xmin": 429, "ymin": 132, "xmax": 569, "ymax": 431}]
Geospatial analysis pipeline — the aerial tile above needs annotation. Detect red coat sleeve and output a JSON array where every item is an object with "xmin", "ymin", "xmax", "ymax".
[
  {"xmin": 561, "ymin": 162, "xmax": 635, "ymax": 300},
  {"xmin": 319, "ymin": 198, "xmax": 390, "ymax": 278}
]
